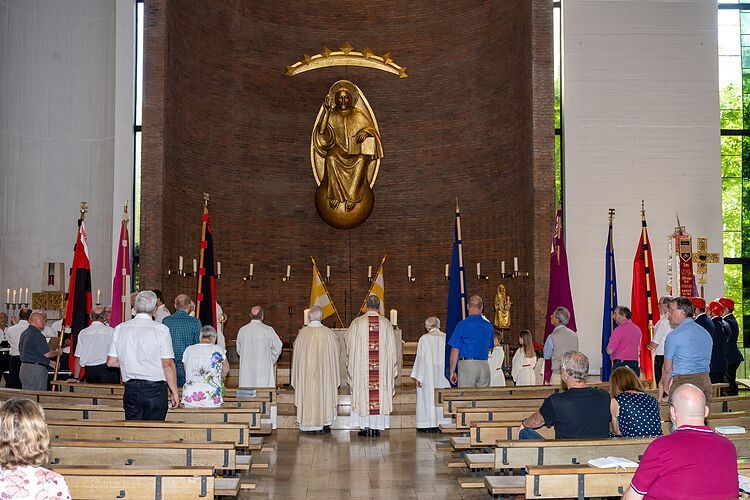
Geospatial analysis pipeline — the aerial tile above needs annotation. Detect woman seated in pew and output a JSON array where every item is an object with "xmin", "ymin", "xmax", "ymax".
[
  {"xmin": 0, "ymin": 398, "xmax": 71, "ymax": 499},
  {"xmin": 181, "ymin": 325, "xmax": 229, "ymax": 408},
  {"xmin": 511, "ymin": 330, "xmax": 537, "ymax": 386},
  {"xmin": 609, "ymin": 366, "xmax": 662, "ymax": 438}
]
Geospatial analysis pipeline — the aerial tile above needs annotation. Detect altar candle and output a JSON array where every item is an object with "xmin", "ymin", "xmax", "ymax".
[
  {"xmin": 217, "ymin": 261, "xmax": 221, "ymax": 275},
  {"xmin": 249, "ymin": 263, "xmax": 254, "ymax": 276},
  {"xmin": 445, "ymin": 264, "xmax": 449, "ymax": 278},
  {"xmin": 407, "ymin": 265, "xmax": 412, "ymax": 278},
  {"xmin": 514, "ymin": 257, "xmax": 519, "ymax": 272},
  {"xmin": 286, "ymin": 265, "xmax": 291, "ymax": 278},
  {"xmin": 25, "ymin": 288, "xmax": 28, "ymax": 303},
  {"xmin": 304, "ymin": 308, "xmax": 310, "ymax": 325},
  {"xmin": 5, "ymin": 289, "xmax": 9, "ymax": 303},
  {"xmin": 390, "ymin": 309, "xmax": 398, "ymax": 326},
  {"xmin": 96, "ymin": 289, "xmax": 101, "ymax": 304},
  {"xmin": 368, "ymin": 266, "xmax": 372, "ymax": 279},
  {"xmin": 18, "ymin": 289, "xmax": 22, "ymax": 303},
  {"xmin": 476, "ymin": 262, "xmax": 481, "ymax": 276},
  {"xmin": 501, "ymin": 261, "xmax": 506, "ymax": 274},
  {"xmin": 326, "ymin": 265, "xmax": 330, "ymax": 278},
  {"xmin": 179, "ymin": 255, "xmax": 184, "ymax": 271},
  {"xmin": 12, "ymin": 290, "xmax": 16, "ymax": 304},
  {"xmin": 193, "ymin": 259, "xmax": 198, "ymax": 273}
]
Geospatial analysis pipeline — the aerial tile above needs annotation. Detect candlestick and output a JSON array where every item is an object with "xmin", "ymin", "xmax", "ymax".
[
  {"xmin": 193, "ymin": 259, "xmax": 198, "ymax": 274},
  {"xmin": 514, "ymin": 257, "xmax": 519, "ymax": 272},
  {"xmin": 96, "ymin": 289, "xmax": 101, "ymax": 304},
  {"xmin": 407, "ymin": 265, "xmax": 412, "ymax": 278},
  {"xmin": 286, "ymin": 265, "xmax": 291, "ymax": 277},
  {"xmin": 24, "ymin": 288, "xmax": 28, "ymax": 303},
  {"xmin": 389, "ymin": 309, "xmax": 398, "ymax": 326},
  {"xmin": 304, "ymin": 308, "xmax": 310, "ymax": 326},
  {"xmin": 250, "ymin": 263, "xmax": 254, "ymax": 276},
  {"xmin": 179, "ymin": 255, "xmax": 184, "ymax": 271},
  {"xmin": 476, "ymin": 262, "xmax": 481, "ymax": 276},
  {"xmin": 445, "ymin": 264, "xmax": 449, "ymax": 279},
  {"xmin": 326, "ymin": 265, "xmax": 331, "ymax": 279},
  {"xmin": 17, "ymin": 288, "xmax": 22, "ymax": 304},
  {"xmin": 243, "ymin": 262, "xmax": 255, "ymax": 281}
]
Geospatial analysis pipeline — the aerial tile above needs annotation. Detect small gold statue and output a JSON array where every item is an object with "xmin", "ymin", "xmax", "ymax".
[
  {"xmin": 311, "ymin": 80, "xmax": 383, "ymax": 229},
  {"xmin": 494, "ymin": 284, "xmax": 511, "ymax": 329}
]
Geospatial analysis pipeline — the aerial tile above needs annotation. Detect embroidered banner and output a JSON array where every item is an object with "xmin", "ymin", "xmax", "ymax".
[
  {"xmin": 368, "ymin": 315, "xmax": 380, "ymax": 415},
  {"xmin": 676, "ymin": 235, "xmax": 694, "ymax": 297}
]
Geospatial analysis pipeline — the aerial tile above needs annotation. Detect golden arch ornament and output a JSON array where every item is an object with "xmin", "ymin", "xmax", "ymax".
[{"xmin": 311, "ymin": 80, "xmax": 383, "ymax": 230}]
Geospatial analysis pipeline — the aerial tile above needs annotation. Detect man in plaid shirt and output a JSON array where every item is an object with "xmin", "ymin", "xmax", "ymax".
[{"xmin": 163, "ymin": 294, "xmax": 201, "ymax": 387}]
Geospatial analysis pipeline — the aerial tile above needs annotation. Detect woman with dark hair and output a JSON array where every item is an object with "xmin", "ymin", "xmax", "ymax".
[
  {"xmin": 0, "ymin": 398, "xmax": 71, "ymax": 498},
  {"xmin": 609, "ymin": 367, "xmax": 662, "ymax": 437}
]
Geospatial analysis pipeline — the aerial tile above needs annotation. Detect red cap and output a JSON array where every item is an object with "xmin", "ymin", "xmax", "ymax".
[
  {"xmin": 708, "ymin": 301, "xmax": 724, "ymax": 317},
  {"xmin": 690, "ymin": 297, "xmax": 706, "ymax": 310},
  {"xmin": 718, "ymin": 297, "xmax": 734, "ymax": 311}
]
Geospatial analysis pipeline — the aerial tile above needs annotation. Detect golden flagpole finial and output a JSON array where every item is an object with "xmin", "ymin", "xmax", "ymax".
[
  {"xmin": 79, "ymin": 201, "xmax": 88, "ymax": 219},
  {"xmin": 203, "ymin": 192, "xmax": 210, "ymax": 208},
  {"xmin": 641, "ymin": 200, "xmax": 646, "ymax": 219},
  {"xmin": 124, "ymin": 200, "xmax": 128, "ymax": 213},
  {"xmin": 608, "ymin": 208, "xmax": 615, "ymax": 222}
]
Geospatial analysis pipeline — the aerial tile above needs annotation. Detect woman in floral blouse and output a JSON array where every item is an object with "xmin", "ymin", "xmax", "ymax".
[
  {"xmin": 181, "ymin": 326, "xmax": 230, "ymax": 408},
  {"xmin": 0, "ymin": 398, "xmax": 71, "ymax": 499}
]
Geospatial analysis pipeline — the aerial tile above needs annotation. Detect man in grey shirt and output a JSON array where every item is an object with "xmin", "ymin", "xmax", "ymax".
[{"xmin": 19, "ymin": 311, "xmax": 62, "ymax": 391}]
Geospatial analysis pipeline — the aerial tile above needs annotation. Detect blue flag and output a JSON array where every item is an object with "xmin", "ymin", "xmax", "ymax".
[
  {"xmin": 445, "ymin": 204, "xmax": 468, "ymax": 384},
  {"xmin": 601, "ymin": 216, "xmax": 618, "ymax": 381}
]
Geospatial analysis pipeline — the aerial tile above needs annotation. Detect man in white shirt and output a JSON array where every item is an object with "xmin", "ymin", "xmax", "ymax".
[
  {"xmin": 647, "ymin": 296, "xmax": 674, "ymax": 387},
  {"xmin": 6, "ymin": 308, "xmax": 31, "ymax": 388},
  {"xmin": 153, "ymin": 290, "xmax": 171, "ymax": 323},
  {"xmin": 236, "ymin": 305, "xmax": 282, "ymax": 388},
  {"xmin": 0, "ymin": 312, "xmax": 10, "ymax": 386},
  {"xmin": 107, "ymin": 291, "xmax": 178, "ymax": 420},
  {"xmin": 69, "ymin": 306, "xmax": 118, "ymax": 384}
]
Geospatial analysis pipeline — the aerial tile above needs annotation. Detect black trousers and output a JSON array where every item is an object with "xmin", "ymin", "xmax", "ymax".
[
  {"xmin": 726, "ymin": 362, "xmax": 741, "ymax": 396},
  {"xmin": 612, "ymin": 359, "xmax": 640, "ymax": 377},
  {"xmin": 7, "ymin": 356, "xmax": 22, "ymax": 389},
  {"xmin": 123, "ymin": 380, "xmax": 168, "ymax": 421},
  {"xmin": 0, "ymin": 353, "xmax": 11, "ymax": 386},
  {"xmin": 710, "ymin": 371, "xmax": 728, "ymax": 384},
  {"xmin": 654, "ymin": 355, "xmax": 665, "ymax": 386},
  {"xmin": 83, "ymin": 363, "xmax": 120, "ymax": 384}
]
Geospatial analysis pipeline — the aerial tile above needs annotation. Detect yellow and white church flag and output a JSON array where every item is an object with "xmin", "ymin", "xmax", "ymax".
[
  {"xmin": 360, "ymin": 255, "xmax": 386, "ymax": 314},
  {"xmin": 309, "ymin": 257, "xmax": 337, "ymax": 320}
]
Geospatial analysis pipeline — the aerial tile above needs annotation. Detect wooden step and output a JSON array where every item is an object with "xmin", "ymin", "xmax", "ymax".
[
  {"xmin": 458, "ymin": 476, "xmax": 486, "ymax": 489},
  {"xmin": 446, "ymin": 457, "xmax": 466, "ymax": 468},
  {"xmin": 485, "ymin": 475, "xmax": 525, "ymax": 495},
  {"xmin": 465, "ymin": 453, "xmax": 494, "ymax": 469}
]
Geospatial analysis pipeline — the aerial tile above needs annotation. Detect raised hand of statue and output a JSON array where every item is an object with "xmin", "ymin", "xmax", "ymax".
[{"xmin": 324, "ymin": 94, "xmax": 335, "ymax": 112}]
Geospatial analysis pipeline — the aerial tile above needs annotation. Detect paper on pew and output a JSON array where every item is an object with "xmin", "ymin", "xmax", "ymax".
[
  {"xmin": 588, "ymin": 457, "xmax": 639, "ymax": 468},
  {"xmin": 716, "ymin": 426, "xmax": 746, "ymax": 435},
  {"xmin": 236, "ymin": 389, "xmax": 257, "ymax": 398},
  {"xmin": 739, "ymin": 475, "xmax": 750, "ymax": 493}
]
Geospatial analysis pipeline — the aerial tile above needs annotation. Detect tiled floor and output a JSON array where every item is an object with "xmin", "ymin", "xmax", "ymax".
[{"xmin": 242, "ymin": 429, "xmax": 486, "ymax": 499}]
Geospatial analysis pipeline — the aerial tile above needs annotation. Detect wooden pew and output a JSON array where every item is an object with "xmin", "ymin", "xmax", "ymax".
[
  {"xmin": 46, "ymin": 419, "xmax": 254, "ymax": 448},
  {"xmin": 49, "ymin": 439, "xmax": 246, "ymax": 471},
  {"xmin": 435, "ymin": 382, "xmax": 611, "ymax": 406},
  {"xmin": 51, "ymin": 381, "xmax": 277, "ymax": 403},
  {"xmin": 52, "ymin": 466, "xmax": 219, "ymax": 499}
]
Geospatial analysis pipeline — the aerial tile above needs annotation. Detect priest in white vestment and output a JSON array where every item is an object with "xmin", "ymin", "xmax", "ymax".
[
  {"xmin": 410, "ymin": 316, "xmax": 450, "ymax": 432},
  {"xmin": 236, "ymin": 305, "xmax": 282, "ymax": 388},
  {"xmin": 291, "ymin": 306, "xmax": 340, "ymax": 434},
  {"xmin": 347, "ymin": 295, "xmax": 397, "ymax": 437},
  {"xmin": 488, "ymin": 332, "xmax": 506, "ymax": 387}
]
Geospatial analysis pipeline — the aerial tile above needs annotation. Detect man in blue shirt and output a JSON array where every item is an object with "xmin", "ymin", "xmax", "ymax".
[
  {"xmin": 162, "ymin": 294, "xmax": 201, "ymax": 387},
  {"xmin": 448, "ymin": 295, "xmax": 494, "ymax": 387},
  {"xmin": 660, "ymin": 297, "xmax": 713, "ymax": 402}
]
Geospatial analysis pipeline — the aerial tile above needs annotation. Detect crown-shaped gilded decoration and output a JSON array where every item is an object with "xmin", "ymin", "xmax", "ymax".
[{"xmin": 285, "ymin": 42, "xmax": 408, "ymax": 78}]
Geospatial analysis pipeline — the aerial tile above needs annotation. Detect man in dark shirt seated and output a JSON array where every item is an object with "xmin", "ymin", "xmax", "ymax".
[{"xmin": 519, "ymin": 350, "xmax": 611, "ymax": 439}]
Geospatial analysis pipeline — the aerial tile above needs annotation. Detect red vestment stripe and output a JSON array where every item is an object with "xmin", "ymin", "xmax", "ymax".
[{"xmin": 368, "ymin": 315, "xmax": 380, "ymax": 415}]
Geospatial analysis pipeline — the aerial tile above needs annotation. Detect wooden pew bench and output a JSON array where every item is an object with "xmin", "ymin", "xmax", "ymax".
[
  {"xmin": 52, "ymin": 466, "xmax": 217, "ymax": 499},
  {"xmin": 51, "ymin": 381, "xmax": 277, "ymax": 403},
  {"xmin": 435, "ymin": 382, "xmax": 611, "ymax": 406},
  {"xmin": 47, "ymin": 419, "xmax": 252, "ymax": 448}
]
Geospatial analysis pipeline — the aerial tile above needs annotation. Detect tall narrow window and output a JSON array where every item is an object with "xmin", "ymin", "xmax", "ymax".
[
  {"xmin": 554, "ymin": 1, "xmax": 562, "ymax": 207},
  {"xmin": 133, "ymin": 0, "xmax": 144, "ymax": 290}
]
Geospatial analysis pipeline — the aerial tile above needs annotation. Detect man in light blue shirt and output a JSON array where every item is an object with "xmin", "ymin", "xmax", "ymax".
[{"xmin": 661, "ymin": 297, "xmax": 713, "ymax": 402}]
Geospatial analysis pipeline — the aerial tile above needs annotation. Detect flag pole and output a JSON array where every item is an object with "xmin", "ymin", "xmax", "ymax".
[
  {"xmin": 358, "ymin": 255, "xmax": 387, "ymax": 314},
  {"xmin": 195, "ymin": 193, "xmax": 209, "ymax": 319},
  {"xmin": 121, "ymin": 202, "xmax": 129, "ymax": 324},
  {"xmin": 52, "ymin": 201, "xmax": 88, "ymax": 389},
  {"xmin": 455, "ymin": 200, "xmax": 466, "ymax": 320},
  {"xmin": 608, "ymin": 209, "xmax": 615, "ymax": 345},
  {"xmin": 641, "ymin": 201, "xmax": 656, "ymax": 387},
  {"xmin": 310, "ymin": 256, "xmax": 344, "ymax": 328}
]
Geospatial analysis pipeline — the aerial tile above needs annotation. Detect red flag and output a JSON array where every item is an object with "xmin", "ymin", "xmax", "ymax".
[
  {"xmin": 630, "ymin": 205, "xmax": 659, "ymax": 381},
  {"xmin": 543, "ymin": 209, "xmax": 577, "ymax": 382},
  {"xmin": 65, "ymin": 219, "xmax": 92, "ymax": 371},
  {"xmin": 196, "ymin": 202, "xmax": 217, "ymax": 330}
]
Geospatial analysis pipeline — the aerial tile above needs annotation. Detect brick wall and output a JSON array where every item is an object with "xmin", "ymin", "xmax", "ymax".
[{"xmin": 141, "ymin": 0, "xmax": 554, "ymax": 343}]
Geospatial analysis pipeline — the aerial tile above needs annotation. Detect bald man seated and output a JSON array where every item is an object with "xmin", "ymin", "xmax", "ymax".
[{"xmin": 622, "ymin": 383, "xmax": 739, "ymax": 499}]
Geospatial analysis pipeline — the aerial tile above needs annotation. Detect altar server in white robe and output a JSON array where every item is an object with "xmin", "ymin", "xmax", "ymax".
[
  {"xmin": 511, "ymin": 329, "xmax": 537, "ymax": 386},
  {"xmin": 411, "ymin": 316, "xmax": 450, "ymax": 432},
  {"xmin": 291, "ymin": 306, "xmax": 340, "ymax": 434},
  {"xmin": 488, "ymin": 331, "xmax": 507, "ymax": 387},
  {"xmin": 236, "ymin": 305, "xmax": 282, "ymax": 388},
  {"xmin": 347, "ymin": 295, "xmax": 397, "ymax": 437}
]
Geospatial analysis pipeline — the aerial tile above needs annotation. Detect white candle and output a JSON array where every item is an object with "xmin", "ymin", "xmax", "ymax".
[
  {"xmin": 326, "ymin": 265, "xmax": 330, "ymax": 278},
  {"xmin": 407, "ymin": 265, "xmax": 412, "ymax": 278},
  {"xmin": 249, "ymin": 263, "xmax": 254, "ymax": 276},
  {"xmin": 178, "ymin": 255, "xmax": 184, "ymax": 271},
  {"xmin": 217, "ymin": 261, "xmax": 221, "ymax": 275},
  {"xmin": 476, "ymin": 262, "xmax": 481, "ymax": 275},
  {"xmin": 445, "ymin": 264, "xmax": 449, "ymax": 277},
  {"xmin": 18, "ymin": 288, "xmax": 22, "ymax": 303},
  {"xmin": 96, "ymin": 289, "xmax": 101, "ymax": 304},
  {"xmin": 304, "ymin": 308, "xmax": 310, "ymax": 325},
  {"xmin": 514, "ymin": 257, "xmax": 519, "ymax": 272},
  {"xmin": 286, "ymin": 265, "xmax": 291, "ymax": 277},
  {"xmin": 368, "ymin": 265, "xmax": 372, "ymax": 278},
  {"xmin": 501, "ymin": 261, "xmax": 506, "ymax": 274},
  {"xmin": 390, "ymin": 309, "xmax": 398, "ymax": 325},
  {"xmin": 24, "ymin": 288, "xmax": 28, "ymax": 303},
  {"xmin": 12, "ymin": 290, "xmax": 16, "ymax": 304},
  {"xmin": 5, "ymin": 289, "xmax": 9, "ymax": 303},
  {"xmin": 192, "ymin": 259, "xmax": 198, "ymax": 273}
]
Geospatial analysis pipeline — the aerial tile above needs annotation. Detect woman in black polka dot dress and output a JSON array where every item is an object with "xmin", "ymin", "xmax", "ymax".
[{"xmin": 609, "ymin": 366, "xmax": 663, "ymax": 437}]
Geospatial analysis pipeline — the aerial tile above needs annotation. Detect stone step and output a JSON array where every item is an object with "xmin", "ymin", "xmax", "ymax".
[
  {"xmin": 275, "ymin": 389, "xmax": 415, "ymax": 405},
  {"xmin": 277, "ymin": 412, "xmax": 417, "ymax": 430}
]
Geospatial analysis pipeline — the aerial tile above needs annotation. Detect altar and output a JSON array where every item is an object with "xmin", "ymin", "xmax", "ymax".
[{"xmin": 332, "ymin": 328, "xmax": 403, "ymax": 388}]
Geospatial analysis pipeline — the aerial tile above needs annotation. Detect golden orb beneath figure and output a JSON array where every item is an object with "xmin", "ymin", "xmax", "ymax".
[{"xmin": 315, "ymin": 183, "xmax": 374, "ymax": 230}]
